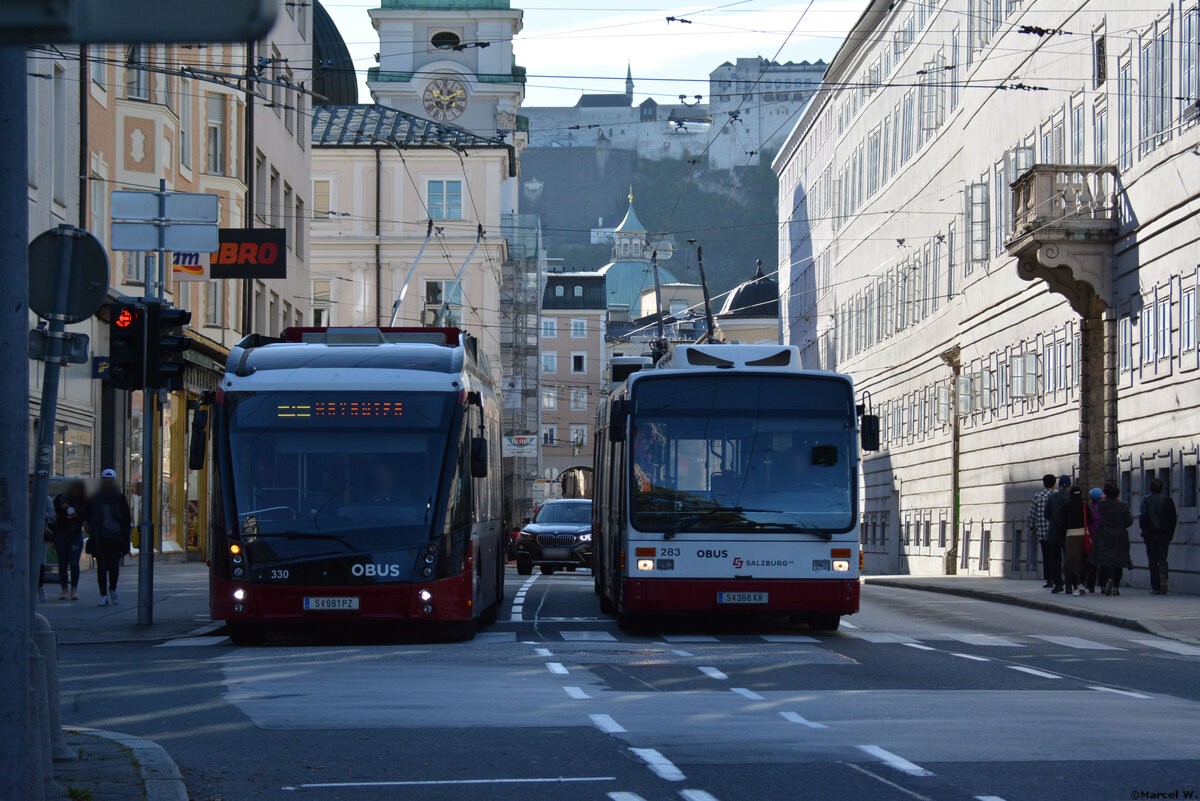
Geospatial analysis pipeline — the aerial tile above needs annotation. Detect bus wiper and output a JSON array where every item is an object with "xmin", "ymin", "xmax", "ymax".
[
  {"xmin": 256, "ymin": 531, "xmax": 360, "ymax": 552},
  {"xmin": 743, "ymin": 521, "xmax": 834, "ymax": 541},
  {"xmin": 664, "ymin": 507, "xmax": 781, "ymax": 540}
]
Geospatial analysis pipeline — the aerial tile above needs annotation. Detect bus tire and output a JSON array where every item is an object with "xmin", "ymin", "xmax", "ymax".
[
  {"xmin": 539, "ymin": 565, "xmax": 556, "ymax": 575},
  {"xmin": 227, "ymin": 621, "xmax": 265, "ymax": 645},
  {"xmin": 806, "ymin": 613, "xmax": 841, "ymax": 632},
  {"xmin": 516, "ymin": 556, "xmax": 532, "ymax": 576}
]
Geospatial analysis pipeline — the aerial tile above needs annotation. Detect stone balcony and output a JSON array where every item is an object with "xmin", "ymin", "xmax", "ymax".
[{"xmin": 1005, "ymin": 164, "xmax": 1120, "ymax": 315}]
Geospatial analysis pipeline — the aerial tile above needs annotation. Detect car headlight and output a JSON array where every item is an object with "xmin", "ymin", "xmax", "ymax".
[{"xmin": 579, "ymin": 533, "xmax": 592, "ymax": 542}]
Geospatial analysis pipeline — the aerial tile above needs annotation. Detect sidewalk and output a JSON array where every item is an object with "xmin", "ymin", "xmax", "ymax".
[
  {"xmin": 864, "ymin": 574, "xmax": 1200, "ymax": 644},
  {"xmin": 38, "ymin": 561, "xmax": 213, "ymax": 645},
  {"xmin": 54, "ymin": 728, "xmax": 188, "ymax": 801}
]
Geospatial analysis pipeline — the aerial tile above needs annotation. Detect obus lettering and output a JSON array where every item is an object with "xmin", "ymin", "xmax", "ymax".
[
  {"xmin": 351, "ymin": 563, "xmax": 402, "ymax": 578},
  {"xmin": 696, "ymin": 549, "xmax": 728, "ymax": 559}
]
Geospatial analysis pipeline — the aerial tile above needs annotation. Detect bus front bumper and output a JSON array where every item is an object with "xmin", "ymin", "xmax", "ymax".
[
  {"xmin": 210, "ymin": 573, "xmax": 475, "ymax": 623},
  {"xmin": 620, "ymin": 576, "xmax": 860, "ymax": 614}
]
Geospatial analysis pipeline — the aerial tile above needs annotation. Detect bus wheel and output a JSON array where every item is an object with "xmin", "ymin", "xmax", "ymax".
[
  {"xmin": 539, "ymin": 565, "xmax": 556, "ymax": 575},
  {"xmin": 227, "ymin": 621, "xmax": 265, "ymax": 645},
  {"xmin": 806, "ymin": 613, "xmax": 841, "ymax": 632},
  {"xmin": 516, "ymin": 556, "xmax": 532, "ymax": 576}
]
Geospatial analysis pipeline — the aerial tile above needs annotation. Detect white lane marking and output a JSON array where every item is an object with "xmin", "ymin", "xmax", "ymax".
[
  {"xmin": 590, "ymin": 714, "xmax": 626, "ymax": 734},
  {"xmin": 535, "ymin": 647, "xmax": 553, "ymax": 657},
  {"xmin": 473, "ymin": 631, "xmax": 516, "ymax": 643},
  {"xmin": 1033, "ymin": 635, "xmax": 1123, "ymax": 650},
  {"xmin": 284, "ymin": 776, "xmax": 616, "ymax": 790},
  {"xmin": 852, "ymin": 633, "xmax": 918, "ymax": 644},
  {"xmin": 564, "ymin": 686, "xmax": 591, "ymax": 700},
  {"xmin": 841, "ymin": 762, "xmax": 934, "ymax": 801},
  {"xmin": 546, "ymin": 662, "xmax": 569, "ymax": 675},
  {"xmin": 1007, "ymin": 666, "xmax": 1063, "ymax": 680},
  {"xmin": 662, "ymin": 635, "xmax": 718, "ymax": 643},
  {"xmin": 857, "ymin": 745, "xmax": 934, "ymax": 777},
  {"xmin": 731, "ymin": 687, "xmax": 764, "ymax": 700},
  {"xmin": 679, "ymin": 791, "xmax": 721, "ymax": 801},
  {"xmin": 839, "ymin": 620, "xmax": 859, "ymax": 629},
  {"xmin": 156, "ymin": 637, "xmax": 229, "ymax": 647},
  {"xmin": 698, "ymin": 666, "xmax": 728, "ymax": 680},
  {"xmin": 975, "ymin": 796, "xmax": 1008, "ymax": 801},
  {"xmin": 184, "ymin": 621, "xmax": 224, "ymax": 636},
  {"xmin": 761, "ymin": 634, "xmax": 819, "ymax": 643},
  {"xmin": 671, "ymin": 649, "xmax": 694, "ymax": 658},
  {"xmin": 631, "ymin": 748, "xmax": 686, "ymax": 782},
  {"xmin": 609, "ymin": 793, "xmax": 647, "ymax": 801},
  {"xmin": 949, "ymin": 652, "xmax": 991, "ymax": 662},
  {"xmin": 949, "ymin": 634, "xmax": 1023, "ymax": 647},
  {"xmin": 509, "ymin": 613, "xmax": 524, "ymax": 622},
  {"xmin": 902, "ymin": 643, "xmax": 936, "ymax": 651},
  {"xmin": 560, "ymin": 630, "xmax": 618, "ymax": 642},
  {"xmin": 780, "ymin": 711, "xmax": 828, "ymax": 729},
  {"xmin": 1132, "ymin": 638, "xmax": 1200, "ymax": 656},
  {"xmin": 1089, "ymin": 686, "xmax": 1151, "ymax": 699}
]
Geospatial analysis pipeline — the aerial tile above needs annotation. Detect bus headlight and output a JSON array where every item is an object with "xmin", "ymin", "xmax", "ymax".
[
  {"xmin": 424, "ymin": 553, "xmax": 436, "ymax": 564},
  {"xmin": 832, "ymin": 560, "xmax": 850, "ymax": 572},
  {"xmin": 233, "ymin": 588, "xmax": 246, "ymax": 601},
  {"xmin": 812, "ymin": 560, "xmax": 830, "ymax": 572},
  {"xmin": 418, "ymin": 590, "xmax": 432, "ymax": 602},
  {"xmin": 636, "ymin": 559, "xmax": 654, "ymax": 571}
]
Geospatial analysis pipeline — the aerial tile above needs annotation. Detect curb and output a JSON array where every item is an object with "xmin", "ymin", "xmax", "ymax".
[
  {"xmin": 66, "ymin": 727, "xmax": 189, "ymax": 801},
  {"xmin": 863, "ymin": 577, "xmax": 1178, "ymax": 640}
]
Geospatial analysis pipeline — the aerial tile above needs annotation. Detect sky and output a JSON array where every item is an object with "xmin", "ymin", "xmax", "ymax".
[{"xmin": 319, "ymin": 0, "xmax": 865, "ymax": 108}]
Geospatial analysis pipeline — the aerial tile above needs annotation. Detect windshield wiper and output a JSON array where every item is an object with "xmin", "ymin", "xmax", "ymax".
[
  {"xmin": 664, "ymin": 507, "xmax": 781, "ymax": 540},
  {"xmin": 741, "ymin": 520, "xmax": 834, "ymax": 540},
  {"xmin": 254, "ymin": 531, "xmax": 360, "ymax": 552}
]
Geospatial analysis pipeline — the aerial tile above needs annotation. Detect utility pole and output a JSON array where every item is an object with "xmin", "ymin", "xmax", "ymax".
[
  {"xmin": 0, "ymin": 45, "xmax": 32, "ymax": 801},
  {"xmin": 940, "ymin": 345, "xmax": 962, "ymax": 575}
]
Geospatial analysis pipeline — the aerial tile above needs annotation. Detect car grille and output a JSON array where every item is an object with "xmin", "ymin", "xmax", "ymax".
[{"xmin": 537, "ymin": 534, "xmax": 578, "ymax": 546}]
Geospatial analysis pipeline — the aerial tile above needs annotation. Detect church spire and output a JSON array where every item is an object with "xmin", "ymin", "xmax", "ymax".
[{"xmin": 625, "ymin": 62, "xmax": 633, "ymax": 97}]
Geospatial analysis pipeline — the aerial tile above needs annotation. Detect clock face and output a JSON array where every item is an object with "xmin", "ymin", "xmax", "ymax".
[{"xmin": 423, "ymin": 77, "xmax": 467, "ymax": 122}]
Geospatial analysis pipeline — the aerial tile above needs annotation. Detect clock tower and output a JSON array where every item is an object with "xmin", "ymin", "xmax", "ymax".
[{"xmin": 368, "ymin": 0, "xmax": 525, "ymax": 139}]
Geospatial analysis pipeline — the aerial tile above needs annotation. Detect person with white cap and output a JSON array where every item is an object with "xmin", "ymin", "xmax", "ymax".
[{"xmin": 85, "ymin": 469, "xmax": 132, "ymax": 606}]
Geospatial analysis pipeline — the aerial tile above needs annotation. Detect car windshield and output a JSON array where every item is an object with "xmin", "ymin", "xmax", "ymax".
[
  {"xmin": 534, "ymin": 502, "xmax": 592, "ymax": 524},
  {"xmin": 225, "ymin": 391, "xmax": 455, "ymax": 560},
  {"xmin": 629, "ymin": 374, "xmax": 856, "ymax": 534}
]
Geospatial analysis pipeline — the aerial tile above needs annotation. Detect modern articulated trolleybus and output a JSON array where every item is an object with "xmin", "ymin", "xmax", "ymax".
[
  {"xmin": 196, "ymin": 327, "xmax": 504, "ymax": 643},
  {"xmin": 592, "ymin": 344, "xmax": 880, "ymax": 631}
]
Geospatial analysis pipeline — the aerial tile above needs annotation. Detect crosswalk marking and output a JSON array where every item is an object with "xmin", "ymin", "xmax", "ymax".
[
  {"xmin": 1131, "ymin": 638, "xmax": 1200, "ymax": 656},
  {"xmin": 590, "ymin": 713, "xmax": 626, "ymax": 734},
  {"xmin": 1032, "ymin": 635, "xmax": 1123, "ymax": 650},
  {"xmin": 1089, "ymin": 686, "xmax": 1151, "ymax": 699},
  {"xmin": 698, "ymin": 666, "xmax": 728, "ymax": 680},
  {"xmin": 949, "ymin": 634, "xmax": 1023, "ymax": 647},
  {"xmin": 903, "ymin": 643, "xmax": 936, "ymax": 651},
  {"xmin": 662, "ymin": 634, "xmax": 719, "ymax": 643},
  {"xmin": 1007, "ymin": 665, "xmax": 1062, "ymax": 679},
  {"xmin": 852, "ymin": 633, "xmax": 918, "ymax": 644},
  {"xmin": 560, "ymin": 630, "xmax": 617, "ymax": 642},
  {"xmin": 781, "ymin": 711, "xmax": 828, "ymax": 729},
  {"xmin": 731, "ymin": 687, "xmax": 765, "ymax": 700},
  {"xmin": 949, "ymin": 652, "xmax": 991, "ymax": 662},
  {"xmin": 631, "ymin": 748, "xmax": 686, "ymax": 782},
  {"xmin": 564, "ymin": 686, "xmax": 592, "ymax": 700},
  {"xmin": 857, "ymin": 745, "xmax": 933, "ymax": 777},
  {"xmin": 679, "ymin": 791, "xmax": 721, "ymax": 801},
  {"xmin": 760, "ymin": 634, "xmax": 819, "ymax": 643},
  {"xmin": 609, "ymin": 793, "xmax": 646, "ymax": 801}
]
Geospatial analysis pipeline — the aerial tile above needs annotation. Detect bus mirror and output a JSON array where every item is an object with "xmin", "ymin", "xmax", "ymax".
[
  {"xmin": 609, "ymin": 399, "xmax": 630, "ymax": 443},
  {"xmin": 860, "ymin": 414, "xmax": 881, "ymax": 452},
  {"xmin": 471, "ymin": 437, "xmax": 488, "ymax": 478},
  {"xmin": 188, "ymin": 406, "xmax": 209, "ymax": 471}
]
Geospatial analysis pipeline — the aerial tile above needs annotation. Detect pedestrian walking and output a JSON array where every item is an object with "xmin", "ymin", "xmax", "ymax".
[
  {"xmin": 1080, "ymin": 488, "xmax": 1103, "ymax": 594},
  {"xmin": 85, "ymin": 469, "xmax": 132, "ymax": 607},
  {"xmin": 1042, "ymin": 475, "xmax": 1072, "ymax": 593},
  {"xmin": 1139, "ymin": 478, "xmax": 1177, "ymax": 595},
  {"xmin": 32, "ymin": 475, "xmax": 56, "ymax": 603},
  {"xmin": 50, "ymin": 479, "xmax": 88, "ymax": 601},
  {"xmin": 1027, "ymin": 475, "xmax": 1057, "ymax": 588},
  {"xmin": 1062, "ymin": 486, "xmax": 1088, "ymax": 595},
  {"xmin": 1092, "ymin": 482, "xmax": 1133, "ymax": 596}
]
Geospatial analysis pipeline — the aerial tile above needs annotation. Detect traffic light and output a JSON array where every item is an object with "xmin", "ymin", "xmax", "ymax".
[
  {"xmin": 108, "ymin": 300, "xmax": 145, "ymax": 390},
  {"xmin": 146, "ymin": 301, "xmax": 192, "ymax": 391}
]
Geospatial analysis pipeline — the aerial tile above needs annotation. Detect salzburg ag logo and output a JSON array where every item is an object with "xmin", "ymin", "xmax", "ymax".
[{"xmin": 732, "ymin": 557, "xmax": 744, "ymax": 569}]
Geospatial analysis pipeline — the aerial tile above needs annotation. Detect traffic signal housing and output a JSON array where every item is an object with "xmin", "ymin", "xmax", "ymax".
[
  {"xmin": 108, "ymin": 300, "xmax": 145, "ymax": 390},
  {"xmin": 146, "ymin": 302, "xmax": 192, "ymax": 391}
]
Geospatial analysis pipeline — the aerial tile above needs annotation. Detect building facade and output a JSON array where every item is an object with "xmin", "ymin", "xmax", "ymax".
[{"xmin": 775, "ymin": 0, "xmax": 1200, "ymax": 591}]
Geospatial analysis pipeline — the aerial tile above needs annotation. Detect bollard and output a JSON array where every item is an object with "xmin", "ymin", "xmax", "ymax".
[
  {"xmin": 33, "ymin": 614, "xmax": 75, "ymax": 762},
  {"xmin": 27, "ymin": 639, "xmax": 48, "ymax": 801}
]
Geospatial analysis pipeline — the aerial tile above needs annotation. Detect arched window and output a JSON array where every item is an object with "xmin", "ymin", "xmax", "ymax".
[{"xmin": 431, "ymin": 31, "xmax": 461, "ymax": 50}]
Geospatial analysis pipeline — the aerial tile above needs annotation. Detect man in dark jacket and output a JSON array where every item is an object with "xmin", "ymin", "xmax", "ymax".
[
  {"xmin": 1139, "ymin": 479, "xmax": 1178, "ymax": 595},
  {"xmin": 1043, "ymin": 475, "xmax": 1072, "ymax": 593},
  {"xmin": 86, "ymin": 469, "xmax": 132, "ymax": 607}
]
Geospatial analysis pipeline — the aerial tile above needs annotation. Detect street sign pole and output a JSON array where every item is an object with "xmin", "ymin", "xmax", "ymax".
[{"xmin": 0, "ymin": 45, "xmax": 32, "ymax": 801}]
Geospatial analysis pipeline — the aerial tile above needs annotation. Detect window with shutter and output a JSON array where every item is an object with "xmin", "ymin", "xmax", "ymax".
[
  {"xmin": 967, "ymin": 181, "xmax": 990, "ymax": 263},
  {"xmin": 957, "ymin": 376, "xmax": 972, "ymax": 416}
]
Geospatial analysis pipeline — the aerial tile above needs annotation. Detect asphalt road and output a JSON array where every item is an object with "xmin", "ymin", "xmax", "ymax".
[{"xmin": 58, "ymin": 568, "xmax": 1200, "ymax": 801}]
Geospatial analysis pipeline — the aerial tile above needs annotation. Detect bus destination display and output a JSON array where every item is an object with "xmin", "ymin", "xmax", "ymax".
[{"xmin": 276, "ymin": 401, "xmax": 403, "ymax": 419}]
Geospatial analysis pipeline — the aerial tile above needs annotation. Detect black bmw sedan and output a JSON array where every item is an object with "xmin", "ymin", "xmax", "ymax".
[{"xmin": 516, "ymin": 499, "xmax": 593, "ymax": 575}]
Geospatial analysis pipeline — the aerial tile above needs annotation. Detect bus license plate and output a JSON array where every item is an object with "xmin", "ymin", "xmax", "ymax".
[
  {"xmin": 303, "ymin": 597, "xmax": 360, "ymax": 611},
  {"xmin": 717, "ymin": 592, "xmax": 768, "ymax": 605}
]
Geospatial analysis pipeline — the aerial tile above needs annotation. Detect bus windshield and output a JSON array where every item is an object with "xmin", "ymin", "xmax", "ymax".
[
  {"xmin": 629, "ymin": 374, "xmax": 856, "ymax": 535},
  {"xmin": 225, "ymin": 391, "xmax": 455, "ymax": 559}
]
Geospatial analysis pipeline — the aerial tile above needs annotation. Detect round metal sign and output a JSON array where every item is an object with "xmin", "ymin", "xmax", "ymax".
[{"xmin": 28, "ymin": 227, "xmax": 110, "ymax": 323}]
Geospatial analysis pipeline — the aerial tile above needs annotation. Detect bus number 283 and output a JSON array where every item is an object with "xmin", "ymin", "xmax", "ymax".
[{"xmin": 660, "ymin": 547, "xmax": 680, "ymax": 557}]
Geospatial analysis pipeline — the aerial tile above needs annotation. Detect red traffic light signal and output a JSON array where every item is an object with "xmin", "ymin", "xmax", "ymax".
[{"xmin": 114, "ymin": 308, "xmax": 136, "ymax": 328}]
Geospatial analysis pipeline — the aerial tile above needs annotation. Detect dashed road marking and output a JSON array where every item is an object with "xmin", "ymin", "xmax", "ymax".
[
  {"xmin": 949, "ymin": 652, "xmax": 991, "ymax": 662},
  {"xmin": 608, "ymin": 793, "xmax": 647, "ymax": 801},
  {"xmin": 841, "ymin": 762, "xmax": 933, "ymax": 801},
  {"xmin": 1033, "ymin": 635, "xmax": 1123, "ymax": 650},
  {"xmin": 1131, "ymin": 638, "xmax": 1200, "ymax": 656},
  {"xmin": 535, "ymin": 647, "xmax": 553, "ymax": 657},
  {"xmin": 780, "ymin": 711, "xmax": 827, "ymax": 729},
  {"xmin": 590, "ymin": 714, "xmax": 626, "ymax": 734},
  {"xmin": 1007, "ymin": 666, "xmax": 1063, "ymax": 680},
  {"xmin": 631, "ymin": 748, "xmax": 685, "ymax": 782},
  {"xmin": 731, "ymin": 687, "xmax": 764, "ymax": 700},
  {"xmin": 698, "ymin": 666, "xmax": 728, "ymax": 680},
  {"xmin": 564, "ymin": 686, "xmax": 591, "ymax": 700},
  {"xmin": 679, "ymin": 790, "xmax": 721, "ymax": 801},
  {"xmin": 560, "ymin": 630, "xmax": 618, "ymax": 641},
  {"xmin": 902, "ymin": 643, "xmax": 936, "ymax": 651},
  {"xmin": 1089, "ymin": 686, "xmax": 1151, "ymax": 699},
  {"xmin": 546, "ymin": 662, "xmax": 569, "ymax": 675},
  {"xmin": 671, "ymin": 649, "xmax": 694, "ymax": 658},
  {"xmin": 949, "ymin": 634, "xmax": 1023, "ymax": 647},
  {"xmin": 283, "ymin": 776, "xmax": 616, "ymax": 790},
  {"xmin": 857, "ymin": 745, "xmax": 933, "ymax": 777},
  {"xmin": 975, "ymin": 796, "xmax": 1008, "ymax": 801},
  {"xmin": 852, "ymin": 633, "xmax": 919, "ymax": 644}
]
